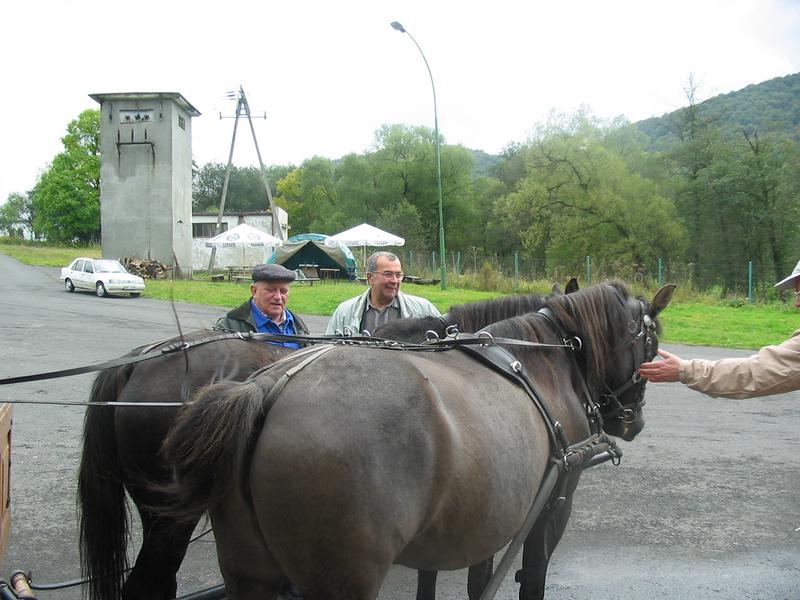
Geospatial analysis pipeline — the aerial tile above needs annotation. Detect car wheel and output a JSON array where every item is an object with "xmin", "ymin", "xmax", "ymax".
[
  {"xmin": 64, "ymin": 279, "xmax": 75, "ymax": 292},
  {"xmin": 96, "ymin": 282, "xmax": 108, "ymax": 298},
  {"xmin": 130, "ymin": 292, "xmax": 141, "ymax": 298}
]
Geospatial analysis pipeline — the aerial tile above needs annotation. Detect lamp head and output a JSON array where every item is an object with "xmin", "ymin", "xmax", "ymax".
[{"xmin": 390, "ymin": 21, "xmax": 406, "ymax": 33}]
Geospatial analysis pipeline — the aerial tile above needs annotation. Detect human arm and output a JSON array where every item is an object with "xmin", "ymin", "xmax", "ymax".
[{"xmin": 641, "ymin": 332, "xmax": 800, "ymax": 399}]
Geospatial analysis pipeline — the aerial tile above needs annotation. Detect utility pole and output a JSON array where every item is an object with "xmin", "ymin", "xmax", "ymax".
[{"xmin": 207, "ymin": 86, "xmax": 284, "ymax": 274}]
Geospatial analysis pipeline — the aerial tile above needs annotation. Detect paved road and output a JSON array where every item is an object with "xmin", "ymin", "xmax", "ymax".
[{"xmin": 0, "ymin": 253, "xmax": 798, "ymax": 599}]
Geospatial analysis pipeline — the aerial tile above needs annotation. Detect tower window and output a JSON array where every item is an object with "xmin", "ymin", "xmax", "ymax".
[{"xmin": 120, "ymin": 109, "xmax": 154, "ymax": 124}]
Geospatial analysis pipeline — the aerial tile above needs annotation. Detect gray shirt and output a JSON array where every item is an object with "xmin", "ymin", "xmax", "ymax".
[{"xmin": 360, "ymin": 296, "xmax": 401, "ymax": 333}]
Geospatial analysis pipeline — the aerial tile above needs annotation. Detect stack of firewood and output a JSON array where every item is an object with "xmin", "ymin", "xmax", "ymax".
[{"xmin": 123, "ymin": 258, "xmax": 169, "ymax": 279}]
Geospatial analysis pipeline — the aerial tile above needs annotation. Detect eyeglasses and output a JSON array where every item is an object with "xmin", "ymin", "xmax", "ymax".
[{"xmin": 369, "ymin": 271, "xmax": 404, "ymax": 280}]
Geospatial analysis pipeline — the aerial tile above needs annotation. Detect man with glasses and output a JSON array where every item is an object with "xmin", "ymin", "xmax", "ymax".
[
  {"xmin": 639, "ymin": 259, "xmax": 800, "ymax": 397},
  {"xmin": 325, "ymin": 251, "xmax": 441, "ymax": 335}
]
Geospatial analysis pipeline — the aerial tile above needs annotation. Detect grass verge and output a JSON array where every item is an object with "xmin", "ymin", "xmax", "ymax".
[{"xmin": 2, "ymin": 240, "xmax": 798, "ymax": 349}]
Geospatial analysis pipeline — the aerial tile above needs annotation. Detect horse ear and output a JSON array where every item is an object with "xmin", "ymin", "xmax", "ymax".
[
  {"xmin": 551, "ymin": 283, "xmax": 563, "ymax": 295},
  {"xmin": 648, "ymin": 284, "xmax": 676, "ymax": 318},
  {"xmin": 565, "ymin": 277, "xmax": 579, "ymax": 294}
]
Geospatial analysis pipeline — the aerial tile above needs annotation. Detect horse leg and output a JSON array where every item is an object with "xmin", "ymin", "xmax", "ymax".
[
  {"xmin": 416, "ymin": 570, "xmax": 437, "ymax": 600},
  {"xmin": 467, "ymin": 556, "xmax": 495, "ymax": 600},
  {"xmin": 121, "ymin": 510, "xmax": 196, "ymax": 600},
  {"xmin": 210, "ymin": 489, "xmax": 287, "ymax": 600},
  {"xmin": 417, "ymin": 559, "xmax": 493, "ymax": 600},
  {"xmin": 516, "ymin": 495, "xmax": 575, "ymax": 600}
]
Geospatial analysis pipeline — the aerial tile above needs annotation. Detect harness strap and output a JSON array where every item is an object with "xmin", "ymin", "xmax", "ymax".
[
  {"xmin": 0, "ymin": 327, "xmax": 575, "ymax": 387},
  {"xmin": 0, "ymin": 331, "xmax": 250, "ymax": 386},
  {"xmin": 262, "ymin": 345, "xmax": 337, "ymax": 406},
  {"xmin": 478, "ymin": 464, "xmax": 560, "ymax": 600},
  {"xmin": 457, "ymin": 343, "xmax": 570, "ymax": 459},
  {"xmin": 537, "ymin": 307, "xmax": 604, "ymax": 432},
  {"xmin": 232, "ymin": 330, "xmax": 577, "ymax": 351}
]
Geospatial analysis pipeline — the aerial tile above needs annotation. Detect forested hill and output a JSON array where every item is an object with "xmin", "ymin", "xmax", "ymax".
[
  {"xmin": 471, "ymin": 148, "xmax": 502, "ymax": 177},
  {"xmin": 636, "ymin": 72, "xmax": 800, "ymax": 148}
]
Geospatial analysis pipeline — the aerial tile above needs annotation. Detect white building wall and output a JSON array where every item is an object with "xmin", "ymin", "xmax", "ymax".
[{"xmin": 191, "ymin": 214, "xmax": 280, "ymax": 270}]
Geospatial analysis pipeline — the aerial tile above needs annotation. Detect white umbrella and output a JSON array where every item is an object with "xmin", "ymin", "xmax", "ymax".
[
  {"xmin": 324, "ymin": 223, "xmax": 405, "ymax": 272},
  {"xmin": 205, "ymin": 223, "xmax": 283, "ymax": 268},
  {"xmin": 205, "ymin": 223, "xmax": 283, "ymax": 248}
]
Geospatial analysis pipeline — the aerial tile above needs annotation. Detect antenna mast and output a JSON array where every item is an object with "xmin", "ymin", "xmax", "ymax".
[{"xmin": 207, "ymin": 86, "xmax": 284, "ymax": 274}]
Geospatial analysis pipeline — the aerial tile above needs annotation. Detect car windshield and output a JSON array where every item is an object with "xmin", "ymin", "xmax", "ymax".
[{"xmin": 95, "ymin": 260, "xmax": 127, "ymax": 274}]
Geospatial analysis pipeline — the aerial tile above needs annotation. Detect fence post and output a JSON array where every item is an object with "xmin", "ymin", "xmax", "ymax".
[
  {"xmin": 432, "ymin": 252, "xmax": 437, "ymax": 277},
  {"xmin": 586, "ymin": 255, "xmax": 592, "ymax": 285},
  {"xmin": 513, "ymin": 252, "xmax": 519, "ymax": 291},
  {"xmin": 456, "ymin": 251, "xmax": 461, "ymax": 276},
  {"xmin": 748, "ymin": 261, "xmax": 753, "ymax": 303},
  {"xmin": 658, "ymin": 258, "xmax": 663, "ymax": 286},
  {"xmin": 409, "ymin": 250, "xmax": 414, "ymax": 274}
]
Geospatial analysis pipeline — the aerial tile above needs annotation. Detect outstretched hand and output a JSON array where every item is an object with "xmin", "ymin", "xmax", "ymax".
[{"xmin": 638, "ymin": 349, "xmax": 683, "ymax": 383}]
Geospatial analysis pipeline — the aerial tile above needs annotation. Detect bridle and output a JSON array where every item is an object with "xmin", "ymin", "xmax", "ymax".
[
  {"xmin": 538, "ymin": 287, "xmax": 657, "ymax": 427},
  {"xmin": 596, "ymin": 292, "xmax": 658, "ymax": 424}
]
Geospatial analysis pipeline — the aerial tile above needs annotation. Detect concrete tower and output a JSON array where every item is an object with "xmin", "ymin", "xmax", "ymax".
[{"xmin": 90, "ymin": 92, "xmax": 200, "ymax": 277}]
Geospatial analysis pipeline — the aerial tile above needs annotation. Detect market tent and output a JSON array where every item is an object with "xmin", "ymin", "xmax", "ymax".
[{"xmin": 267, "ymin": 233, "xmax": 357, "ymax": 280}]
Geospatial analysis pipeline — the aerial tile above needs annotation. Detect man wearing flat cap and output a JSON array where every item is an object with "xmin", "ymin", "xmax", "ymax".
[
  {"xmin": 639, "ymin": 259, "xmax": 800, "ymax": 398},
  {"xmin": 215, "ymin": 263, "xmax": 309, "ymax": 348}
]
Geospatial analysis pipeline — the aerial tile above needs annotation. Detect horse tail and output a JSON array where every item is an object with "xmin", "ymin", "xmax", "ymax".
[
  {"xmin": 78, "ymin": 365, "xmax": 134, "ymax": 600},
  {"xmin": 161, "ymin": 375, "xmax": 275, "ymax": 522}
]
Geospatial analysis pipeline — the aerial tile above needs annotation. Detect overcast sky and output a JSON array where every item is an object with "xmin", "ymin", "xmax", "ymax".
[{"xmin": 2, "ymin": 0, "xmax": 799, "ymax": 205}]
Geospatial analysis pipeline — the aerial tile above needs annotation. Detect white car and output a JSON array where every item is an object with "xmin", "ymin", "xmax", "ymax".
[{"xmin": 61, "ymin": 257, "xmax": 146, "ymax": 297}]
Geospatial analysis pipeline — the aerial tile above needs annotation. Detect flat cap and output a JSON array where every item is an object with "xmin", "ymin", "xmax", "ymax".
[{"xmin": 252, "ymin": 263, "xmax": 296, "ymax": 283}]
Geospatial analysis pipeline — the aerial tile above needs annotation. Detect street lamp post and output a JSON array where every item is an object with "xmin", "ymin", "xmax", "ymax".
[{"xmin": 391, "ymin": 21, "xmax": 447, "ymax": 289}]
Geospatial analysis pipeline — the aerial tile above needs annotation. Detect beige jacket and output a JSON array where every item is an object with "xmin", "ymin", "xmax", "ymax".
[{"xmin": 679, "ymin": 330, "xmax": 800, "ymax": 398}]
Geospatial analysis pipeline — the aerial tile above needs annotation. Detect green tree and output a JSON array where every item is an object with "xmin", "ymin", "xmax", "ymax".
[
  {"xmin": 275, "ymin": 157, "xmax": 337, "ymax": 235},
  {"xmin": 192, "ymin": 163, "xmax": 291, "ymax": 212},
  {"xmin": 32, "ymin": 109, "xmax": 101, "ymax": 244},
  {"xmin": 490, "ymin": 110, "xmax": 687, "ymax": 276},
  {"xmin": 718, "ymin": 130, "xmax": 800, "ymax": 289},
  {"xmin": 370, "ymin": 124, "xmax": 477, "ymax": 252},
  {"xmin": 0, "ymin": 191, "xmax": 36, "ymax": 238}
]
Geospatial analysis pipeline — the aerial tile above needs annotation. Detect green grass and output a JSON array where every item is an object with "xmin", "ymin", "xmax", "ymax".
[
  {"xmin": 658, "ymin": 301, "xmax": 799, "ymax": 349},
  {"xmin": 144, "ymin": 279, "xmax": 509, "ymax": 316},
  {"xmin": 0, "ymin": 239, "xmax": 101, "ymax": 266},
  {"xmin": 3, "ymin": 239, "xmax": 798, "ymax": 349}
]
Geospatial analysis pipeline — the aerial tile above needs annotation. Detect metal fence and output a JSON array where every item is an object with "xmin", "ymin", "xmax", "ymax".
[{"xmin": 396, "ymin": 249, "xmax": 793, "ymax": 302}]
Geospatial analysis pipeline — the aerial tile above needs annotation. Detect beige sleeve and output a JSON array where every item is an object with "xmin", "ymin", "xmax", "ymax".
[{"xmin": 679, "ymin": 330, "xmax": 800, "ymax": 399}]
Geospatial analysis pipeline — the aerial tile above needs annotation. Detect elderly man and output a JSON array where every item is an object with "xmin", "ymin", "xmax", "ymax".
[
  {"xmin": 639, "ymin": 259, "xmax": 800, "ymax": 398},
  {"xmin": 325, "ymin": 251, "xmax": 441, "ymax": 335},
  {"xmin": 216, "ymin": 263, "xmax": 309, "ymax": 348}
]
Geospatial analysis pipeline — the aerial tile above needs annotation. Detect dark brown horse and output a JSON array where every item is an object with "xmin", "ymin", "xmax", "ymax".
[
  {"xmin": 162, "ymin": 282, "xmax": 674, "ymax": 600},
  {"xmin": 78, "ymin": 330, "xmax": 294, "ymax": 600},
  {"xmin": 77, "ymin": 289, "xmax": 566, "ymax": 600}
]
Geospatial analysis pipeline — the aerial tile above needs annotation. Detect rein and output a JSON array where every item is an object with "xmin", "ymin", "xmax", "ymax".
[
  {"xmin": 0, "ymin": 327, "xmax": 572, "ymax": 401},
  {"xmin": 0, "ymin": 331, "xmax": 250, "ymax": 386}
]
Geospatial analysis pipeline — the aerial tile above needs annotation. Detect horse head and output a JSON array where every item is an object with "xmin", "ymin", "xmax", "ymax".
[
  {"xmin": 543, "ymin": 281, "xmax": 674, "ymax": 441},
  {"xmin": 593, "ymin": 282, "xmax": 674, "ymax": 441}
]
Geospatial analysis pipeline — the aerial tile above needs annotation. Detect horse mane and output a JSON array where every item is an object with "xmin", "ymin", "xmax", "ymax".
[
  {"xmin": 373, "ymin": 293, "xmax": 549, "ymax": 342},
  {"xmin": 485, "ymin": 281, "xmax": 634, "ymax": 389},
  {"xmin": 445, "ymin": 293, "xmax": 548, "ymax": 333}
]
